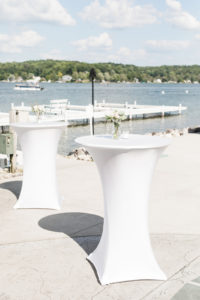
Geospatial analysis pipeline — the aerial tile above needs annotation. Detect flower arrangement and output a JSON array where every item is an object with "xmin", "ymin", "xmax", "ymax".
[
  {"xmin": 32, "ymin": 105, "xmax": 44, "ymax": 121},
  {"xmin": 106, "ymin": 110, "xmax": 126, "ymax": 139}
]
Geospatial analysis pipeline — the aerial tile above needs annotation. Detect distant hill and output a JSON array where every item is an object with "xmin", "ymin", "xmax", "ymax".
[{"xmin": 0, "ymin": 60, "xmax": 200, "ymax": 83}]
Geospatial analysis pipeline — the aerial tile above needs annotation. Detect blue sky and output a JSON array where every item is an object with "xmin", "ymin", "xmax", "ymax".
[{"xmin": 0, "ymin": 0, "xmax": 200, "ymax": 66}]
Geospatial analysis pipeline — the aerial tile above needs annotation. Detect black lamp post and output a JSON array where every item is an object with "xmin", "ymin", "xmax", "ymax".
[{"xmin": 89, "ymin": 68, "xmax": 96, "ymax": 135}]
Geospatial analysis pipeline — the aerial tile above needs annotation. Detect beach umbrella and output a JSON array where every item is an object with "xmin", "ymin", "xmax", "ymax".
[{"xmin": 89, "ymin": 68, "xmax": 96, "ymax": 135}]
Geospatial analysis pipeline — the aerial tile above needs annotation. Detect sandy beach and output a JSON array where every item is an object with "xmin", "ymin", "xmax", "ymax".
[{"xmin": 0, "ymin": 133, "xmax": 200, "ymax": 299}]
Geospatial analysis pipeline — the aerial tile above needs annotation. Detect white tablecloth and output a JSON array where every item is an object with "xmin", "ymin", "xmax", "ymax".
[
  {"xmin": 11, "ymin": 122, "xmax": 67, "ymax": 209},
  {"xmin": 76, "ymin": 134, "xmax": 170, "ymax": 285}
]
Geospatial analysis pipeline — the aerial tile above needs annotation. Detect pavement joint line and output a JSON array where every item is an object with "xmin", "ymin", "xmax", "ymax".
[
  {"xmin": 91, "ymin": 287, "xmax": 108, "ymax": 299},
  {"xmin": 73, "ymin": 234, "xmax": 101, "ymax": 239},
  {"xmin": 139, "ymin": 254, "xmax": 200, "ymax": 300},
  {"xmin": 139, "ymin": 280, "xmax": 166, "ymax": 300},
  {"xmin": 2, "ymin": 232, "xmax": 199, "ymax": 248},
  {"xmin": 189, "ymin": 281, "xmax": 200, "ymax": 287},
  {"xmin": 150, "ymin": 233, "xmax": 200, "ymax": 237},
  {"xmin": 0, "ymin": 234, "xmax": 102, "ymax": 248},
  {"xmin": 71, "ymin": 221, "xmax": 103, "ymax": 236},
  {"xmin": 0, "ymin": 236, "xmax": 69, "ymax": 247}
]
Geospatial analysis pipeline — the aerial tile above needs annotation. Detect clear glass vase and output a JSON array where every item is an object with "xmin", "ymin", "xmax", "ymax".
[
  {"xmin": 112, "ymin": 123, "xmax": 121, "ymax": 139},
  {"xmin": 36, "ymin": 113, "xmax": 43, "ymax": 123}
]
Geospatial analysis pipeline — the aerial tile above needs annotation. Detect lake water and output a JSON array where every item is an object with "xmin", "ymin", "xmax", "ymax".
[{"xmin": 0, "ymin": 82, "xmax": 200, "ymax": 154}]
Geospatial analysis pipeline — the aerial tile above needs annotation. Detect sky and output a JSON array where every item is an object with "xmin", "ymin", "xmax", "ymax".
[{"xmin": 0, "ymin": 0, "xmax": 200, "ymax": 66}]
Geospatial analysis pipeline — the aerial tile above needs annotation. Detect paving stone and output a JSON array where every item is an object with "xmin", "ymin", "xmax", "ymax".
[
  {"xmin": 142, "ymin": 256, "xmax": 200, "ymax": 300},
  {"xmin": 192, "ymin": 276, "xmax": 200, "ymax": 284},
  {"xmin": 171, "ymin": 283, "xmax": 200, "ymax": 300},
  {"xmin": 0, "ymin": 239, "xmax": 103, "ymax": 300}
]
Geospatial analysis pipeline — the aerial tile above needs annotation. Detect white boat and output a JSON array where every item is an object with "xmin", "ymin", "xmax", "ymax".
[{"xmin": 14, "ymin": 82, "xmax": 44, "ymax": 91}]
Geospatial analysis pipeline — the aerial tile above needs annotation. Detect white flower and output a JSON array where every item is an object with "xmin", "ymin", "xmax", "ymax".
[
  {"xmin": 106, "ymin": 110, "xmax": 126, "ymax": 124},
  {"xmin": 32, "ymin": 105, "xmax": 44, "ymax": 114}
]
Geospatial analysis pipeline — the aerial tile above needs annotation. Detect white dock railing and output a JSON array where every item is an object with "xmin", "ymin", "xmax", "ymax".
[{"xmin": 0, "ymin": 100, "xmax": 187, "ymax": 135}]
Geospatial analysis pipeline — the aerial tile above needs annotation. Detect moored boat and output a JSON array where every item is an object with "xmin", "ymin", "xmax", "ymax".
[{"xmin": 14, "ymin": 82, "xmax": 44, "ymax": 91}]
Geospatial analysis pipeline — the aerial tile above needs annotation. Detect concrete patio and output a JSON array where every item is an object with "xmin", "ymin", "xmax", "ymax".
[{"xmin": 0, "ymin": 134, "xmax": 200, "ymax": 299}]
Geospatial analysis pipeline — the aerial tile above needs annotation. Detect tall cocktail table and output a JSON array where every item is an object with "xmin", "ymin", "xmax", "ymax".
[
  {"xmin": 11, "ymin": 122, "xmax": 67, "ymax": 209},
  {"xmin": 76, "ymin": 134, "xmax": 170, "ymax": 285}
]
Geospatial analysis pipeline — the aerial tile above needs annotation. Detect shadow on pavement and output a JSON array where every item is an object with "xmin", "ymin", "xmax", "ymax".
[
  {"xmin": 0, "ymin": 180, "xmax": 22, "ymax": 198},
  {"xmin": 38, "ymin": 212, "xmax": 103, "ymax": 255},
  {"xmin": 38, "ymin": 212, "xmax": 103, "ymax": 283}
]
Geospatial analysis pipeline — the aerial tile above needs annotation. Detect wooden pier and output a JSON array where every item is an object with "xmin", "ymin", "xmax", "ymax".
[{"xmin": 0, "ymin": 99, "xmax": 187, "ymax": 134}]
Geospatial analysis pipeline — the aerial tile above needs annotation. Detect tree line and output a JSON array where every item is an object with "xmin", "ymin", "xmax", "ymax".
[{"xmin": 0, "ymin": 60, "xmax": 200, "ymax": 83}]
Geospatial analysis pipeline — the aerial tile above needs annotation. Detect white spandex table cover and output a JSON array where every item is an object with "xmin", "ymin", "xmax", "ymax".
[
  {"xmin": 76, "ymin": 134, "xmax": 170, "ymax": 285},
  {"xmin": 11, "ymin": 122, "xmax": 67, "ymax": 209}
]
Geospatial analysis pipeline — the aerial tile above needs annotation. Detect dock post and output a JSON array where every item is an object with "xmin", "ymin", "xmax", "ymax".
[
  {"xmin": 162, "ymin": 105, "xmax": 165, "ymax": 117},
  {"xmin": 134, "ymin": 101, "xmax": 137, "ymax": 108},
  {"xmin": 88, "ymin": 105, "xmax": 93, "ymax": 135},
  {"xmin": 129, "ymin": 109, "xmax": 132, "ymax": 120},
  {"xmin": 9, "ymin": 111, "xmax": 17, "ymax": 173},
  {"xmin": 90, "ymin": 117, "xmax": 93, "ymax": 135},
  {"xmin": 179, "ymin": 104, "xmax": 182, "ymax": 114}
]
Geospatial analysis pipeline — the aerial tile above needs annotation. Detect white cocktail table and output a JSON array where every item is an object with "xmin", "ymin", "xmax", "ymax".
[
  {"xmin": 76, "ymin": 134, "xmax": 170, "ymax": 285},
  {"xmin": 11, "ymin": 122, "xmax": 67, "ymax": 209}
]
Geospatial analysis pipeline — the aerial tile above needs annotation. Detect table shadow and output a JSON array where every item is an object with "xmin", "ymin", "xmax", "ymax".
[
  {"xmin": 38, "ymin": 212, "xmax": 103, "ymax": 283},
  {"xmin": 38, "ymin": 212, "xmax": 103, "ymax": 255},
  {"xmin": 0, "ymin": 180, "xmax": 22, "ymax": 198}
]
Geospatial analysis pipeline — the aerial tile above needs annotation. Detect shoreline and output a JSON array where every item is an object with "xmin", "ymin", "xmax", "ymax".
[{"xmin": 1, "ymin": 81, "xmax": 200, "ymax": 85}]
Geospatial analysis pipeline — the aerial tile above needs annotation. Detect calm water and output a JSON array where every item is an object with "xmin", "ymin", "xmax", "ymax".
[{"xmin": 0, "ymin": 82, "xmax": 200, "ymax": 154}]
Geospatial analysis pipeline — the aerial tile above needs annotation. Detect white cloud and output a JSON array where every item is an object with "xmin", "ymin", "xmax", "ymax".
[
  {"xmin": 195, "ymin": 34, "xmax": 200, "ymax": 40},
  {"xmin": 14, "ymin": 31, "xmax": 44, "ymax": 47},
  {"xmin": 48, "ymin": 45, "xmax": 148, "ymax": 65},
  {"xmin": 71, "ymin": 33, "xmax": 112, "ymax": 51},
  {"xmin": 132, "ymin": 49, "xmax": 147, "ymax": 60},
  {"xmin": 0, "ymin": 34, "xmax": 9, "ymax": 42},
  {"xmin": 80, "ymin": 0, "xmax": 159, "ymax": 29},
  {"xmin": 166, "ymin": 0, "xmax": 200, "ymax": 30},
  {"xmin": 146, "ymin": 40, "xmax": 190, "ymax": 51},
  {"xmin": 166, "ymin": 0, "xmax": 181, "ymax": 11},
  {"xmin": 41, "ymin": 49, "xmax": 63, "ymax": 60},
  {"xmin": 0, "ymin": 31, "xmax": 44, "ymax": 53},
  {"xmin": 0, "ymin": 0, "xmax": 75, "ymax": 26},
  {"xmin": 118, "ymin": 47, "xmax": 131, "ymax": 56},
  {"xmin": 108, "ymin": 48, "xmax": 147, "ymax": 63}
]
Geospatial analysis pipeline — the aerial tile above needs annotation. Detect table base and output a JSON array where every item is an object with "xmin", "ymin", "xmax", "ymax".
[
  {"xmin": 14, "ymin": 196, "xmax": 61, "ymax": 210},
  {"xmin": 88, "ymin": 245, "xmax": 166, "ymax": 285}
]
